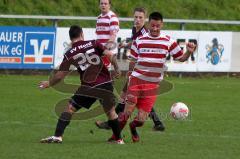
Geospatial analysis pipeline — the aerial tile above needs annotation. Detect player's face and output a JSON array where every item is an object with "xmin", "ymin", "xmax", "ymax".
[
  {"xmin": 134, "ymin": 11, "xmax": 145, "ymax": 28},
  {"xmin": 148, "ymin": 19, "xmax": 163, "ymax": 37},
  {"xmin": 99, "ymin": 0, "xmax": 110, "ymax": 14}
]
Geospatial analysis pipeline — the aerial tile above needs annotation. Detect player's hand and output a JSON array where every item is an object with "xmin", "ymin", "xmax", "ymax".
[
  {"xmin": 186, "ymin": 42, "xmax": 196, "ymax": 54},
  {"xmin": 38, "ymin": 81, "xmax": 50, "ymax": 89},
  {"xmin": 105, "ymin": 41, "xmax": 117, "ymax": 50}
]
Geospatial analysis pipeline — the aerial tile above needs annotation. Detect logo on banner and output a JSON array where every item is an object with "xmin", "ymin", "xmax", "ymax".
[
  {"xmin": 24, "ymin": 32, "xmax": 55, "ymax": 64},
  {"xmin": 206, "ymin": 38, "xmax": 224, "ymax": 65}
]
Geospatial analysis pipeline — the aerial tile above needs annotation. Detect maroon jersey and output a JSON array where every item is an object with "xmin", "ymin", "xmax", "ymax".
[
  {"xmin": 59, "ymin": 40, "xmax": 111, "ymax": 86},
  {"xmin": 131, "ymin": 25, "xmax": 148, "ymax": 41}
]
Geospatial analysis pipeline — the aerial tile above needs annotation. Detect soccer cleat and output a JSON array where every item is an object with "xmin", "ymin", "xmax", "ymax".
[
  {"xmin": 107, "ymin": 134, "xmax": 116, "ymax": 142},
  {"xmin": 153, "ymin": 123, "xmax": 165, "ymax": 131},
  {"xmin": 40, "ymin": 136, "xmax": 62, "ymax": 144},
  {"xmin": 129, "ymin": 123, "xmax": 140, "ymax": 143},
  {"xmin": 95, "ymin": 120, "xmax": 111, "ymax": 130},
  {"xmin": 108, "ymin": 138, "xmax": 125, "ymax": 144},
  {"xmin": 107, "ymin": 135, "xmax": 125, "ymax": 144},
  {"xmin": 114, "ymin": 139, "xmax": 125, "ymax": 144},
  {"xmin": 131, "ymin": 134, "xmax": 140, "ymax": 143}
]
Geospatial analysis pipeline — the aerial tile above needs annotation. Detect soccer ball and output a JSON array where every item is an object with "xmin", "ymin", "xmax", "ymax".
[{"xmin": 170, "ymin": 102, "xmax": 189, "ymax": 120}]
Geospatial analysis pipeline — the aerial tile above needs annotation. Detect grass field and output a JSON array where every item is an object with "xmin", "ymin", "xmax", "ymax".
[{"xmin": 0, "ymin": 74, "xmax": 240, "ymax": 159}]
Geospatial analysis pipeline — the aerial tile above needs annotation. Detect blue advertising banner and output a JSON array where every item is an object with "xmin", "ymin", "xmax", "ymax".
[{"xmin": 0, "ymin": 26, "xmax": 56, "ymax": 69}]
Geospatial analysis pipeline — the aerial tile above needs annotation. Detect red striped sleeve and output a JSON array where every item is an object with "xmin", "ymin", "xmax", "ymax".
[
  {"xmin": 110, "ymin": 21, "xmax": 119, "ymax": 26},
  {"xmin": 172, "ymin": 50, "xmax": 183, "ymax": 59},
  {"xmin": 169, "ymin": 41, "xmax": 178, "ymax": 52}
]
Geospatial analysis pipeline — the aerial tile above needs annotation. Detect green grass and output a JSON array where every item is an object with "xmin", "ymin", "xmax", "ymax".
[
  {"xmin": 0, "ymin": 0, "xmax": 240, "ymax": 31},
  {"xmin": 0, "ymin": 74, "xmax": 240, "ymax": 159}
]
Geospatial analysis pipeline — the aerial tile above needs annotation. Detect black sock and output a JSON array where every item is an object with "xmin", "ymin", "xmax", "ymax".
[
  {"xmin": 115, "ymin": 102, "xmax": 125, "ymax": 114},
  {"xmin": 108, "ymin": 118, "xmax": 122, "ymax": 140},
  {"xmin": 54, "ymin": 112, "xmax": 72, "ymax": 137},
  {"xmin": 149, "ymin": 108, "xmax": 162, "ymax": 126},
  {"xmin": 129, "ymin": 119, "xmax": 144, "ymax": 136}
]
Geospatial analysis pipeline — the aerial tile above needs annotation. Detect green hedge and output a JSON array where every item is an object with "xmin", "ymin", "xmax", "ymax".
[{"xmin": 0, "ymin": 0, "xmax": 240, "ymax": 31}]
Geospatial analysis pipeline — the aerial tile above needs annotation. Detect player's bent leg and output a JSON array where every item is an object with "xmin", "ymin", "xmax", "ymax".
[
  {"xmin": 116, "ymin": 91, "xmax": 127, "ymax": 114},
  {"xmin": 40, "ymin": 103, "xmax": 79, "ymax": 144},
  {"xmin": 115, "ymin": 102, "xmax": 126, "ymax": 114},
  {"xmin": 103, "ymin": 106, "xmax": 124, "ymax": 144},
  {"xmin": 54, "ymin": 103, "xmax": 78, "ymax": 137},
  {"xmin": 118, "ymin": 101, "xmax": 135, "ymax": 130},
  {"xmin": 149, "ymin": 108, "xmax": 165, "ymax": 131},
  {"xmin": 129, "ymin": 109, "xmax": 149, "ymax": 143},
  {"xmin": 95, "ymin": 90, "xmax": 126, "ymax": 130}
]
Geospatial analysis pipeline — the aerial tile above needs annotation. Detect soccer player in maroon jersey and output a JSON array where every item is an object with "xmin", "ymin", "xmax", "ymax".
[
  {"xmin": 112, "ymin": 12, "xmax": 196, "ymax": 142},
  {"xmin": 96, "ymin": 8, "xmax": 165, "ymax": 131},
  {"xmin": 39, "ymin": 25, "xmax": 124, "ymax": 144}
]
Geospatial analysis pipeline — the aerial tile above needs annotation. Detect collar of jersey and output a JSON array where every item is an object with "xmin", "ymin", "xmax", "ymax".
[
  {"xmin": 100, "ymin": 10, "xmax": 112, "ymax": 17},
  {"xmin": 147, "ymin": 33, "xmax": 161, "ymax": 39}
]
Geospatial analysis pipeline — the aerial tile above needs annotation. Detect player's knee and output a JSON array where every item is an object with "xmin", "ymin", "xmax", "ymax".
[
  {"xmin": 125, "ymin": 99, "xmax": 136, "ymax": 107},
  {"xmin": 118, "ymin": 111, "xmax": 131, "ymax": 122},
  {"xmin": 65, "ymin": 104, "xmax": 77, "ymax": 114},
  {"xmin": 106, "ymin": 109, "xmax": 118, "ymax": 120}
]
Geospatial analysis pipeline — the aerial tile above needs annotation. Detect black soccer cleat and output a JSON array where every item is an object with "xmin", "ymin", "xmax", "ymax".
[
  {"xmin": 95, "ymin": 120, "xmax": 111, "ymax": 130},
  {"xmin": 153, "ymin": 123, "xmax": 165, "ymax": 131}
]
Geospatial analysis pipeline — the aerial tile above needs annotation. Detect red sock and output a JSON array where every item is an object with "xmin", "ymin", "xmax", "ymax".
[{"xmin": 130, "ymin": 118, "xmax": 144, "ymax": 129}]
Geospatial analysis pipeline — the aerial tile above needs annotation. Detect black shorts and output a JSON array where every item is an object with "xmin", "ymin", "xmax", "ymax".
[{"xmin": 70, "ymin": 82, "xmax": 116, "ymax": 110}]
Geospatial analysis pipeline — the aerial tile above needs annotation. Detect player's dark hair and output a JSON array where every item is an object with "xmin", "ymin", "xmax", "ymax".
[
  {"xmin": 149, "ymin": 12, "xmax": 163, "ymax": 21},
  {"xmin": 99, "ymin": 0, "xmax": 111, "ymax": 4},
  {"xmin": 69, "ymin": 25, "xmax": 83, "ymax": 40},
  {"xmin": 134, "ymin": 7, "xmax": 146, "ymax": 15}
]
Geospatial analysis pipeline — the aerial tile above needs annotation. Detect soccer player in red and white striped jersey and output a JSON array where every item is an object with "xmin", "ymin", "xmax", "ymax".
[
  {"xmin": 96, "ymin": 7, "xmax": 165, "ymax": 132},
  {"xmin": 96, "ymin": 0, "xmax": 119, "ymax": 70},
  {"xmin": 116, "ymin": 12, "xmax": 196, "ymax": 142}
]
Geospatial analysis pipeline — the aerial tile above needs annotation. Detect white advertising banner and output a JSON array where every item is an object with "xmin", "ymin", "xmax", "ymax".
[
  {"xmin": 197, "ymin": 32, "xmax": 232, "ymax": 72},
  {"xmin": 55, "ymin": 27, "xmax": 232, "ymax": 72},
  {"xmin": 163, "ymin": 31, "xmax": 199, "ymax": 72}
]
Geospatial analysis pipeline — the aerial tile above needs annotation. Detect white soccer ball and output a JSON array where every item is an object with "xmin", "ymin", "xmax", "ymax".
[{"xmin": 170, "ymin": 102, "xmax": 189, "ymax": 120}]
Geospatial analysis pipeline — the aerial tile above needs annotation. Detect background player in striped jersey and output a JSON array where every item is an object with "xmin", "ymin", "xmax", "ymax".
[
  {"xmin": 95, "ymin": 7, "xmax": 165, "ymax": 131},
  {"xmin": 114, "ymin": 12, "xmax": 196, "ymax": 142},
  {"xmin": 96, "ymin": 0, "xmax": 120, "ymax": 76}
]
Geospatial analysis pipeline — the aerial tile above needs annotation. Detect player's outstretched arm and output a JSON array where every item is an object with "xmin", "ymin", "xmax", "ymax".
[
  {"xmin": 39, "ymin": 71, "xmax": 69, "ymax": 89},
  {"xmin": 178, "ymin": 42, "xmax": 196, "ymax": 62}
]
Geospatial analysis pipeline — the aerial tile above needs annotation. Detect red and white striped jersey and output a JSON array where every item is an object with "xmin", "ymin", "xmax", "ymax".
[
  {"xmin": 96, "ymin": 11, "xmax": 119, "ymax": 68},
  {"xmin": 96, "ymin": 10, "xmax": 119, "ymax": 46},
  {"xmin": 129, "ymin": 33, "xmax": 183, "ymax": 83}
]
